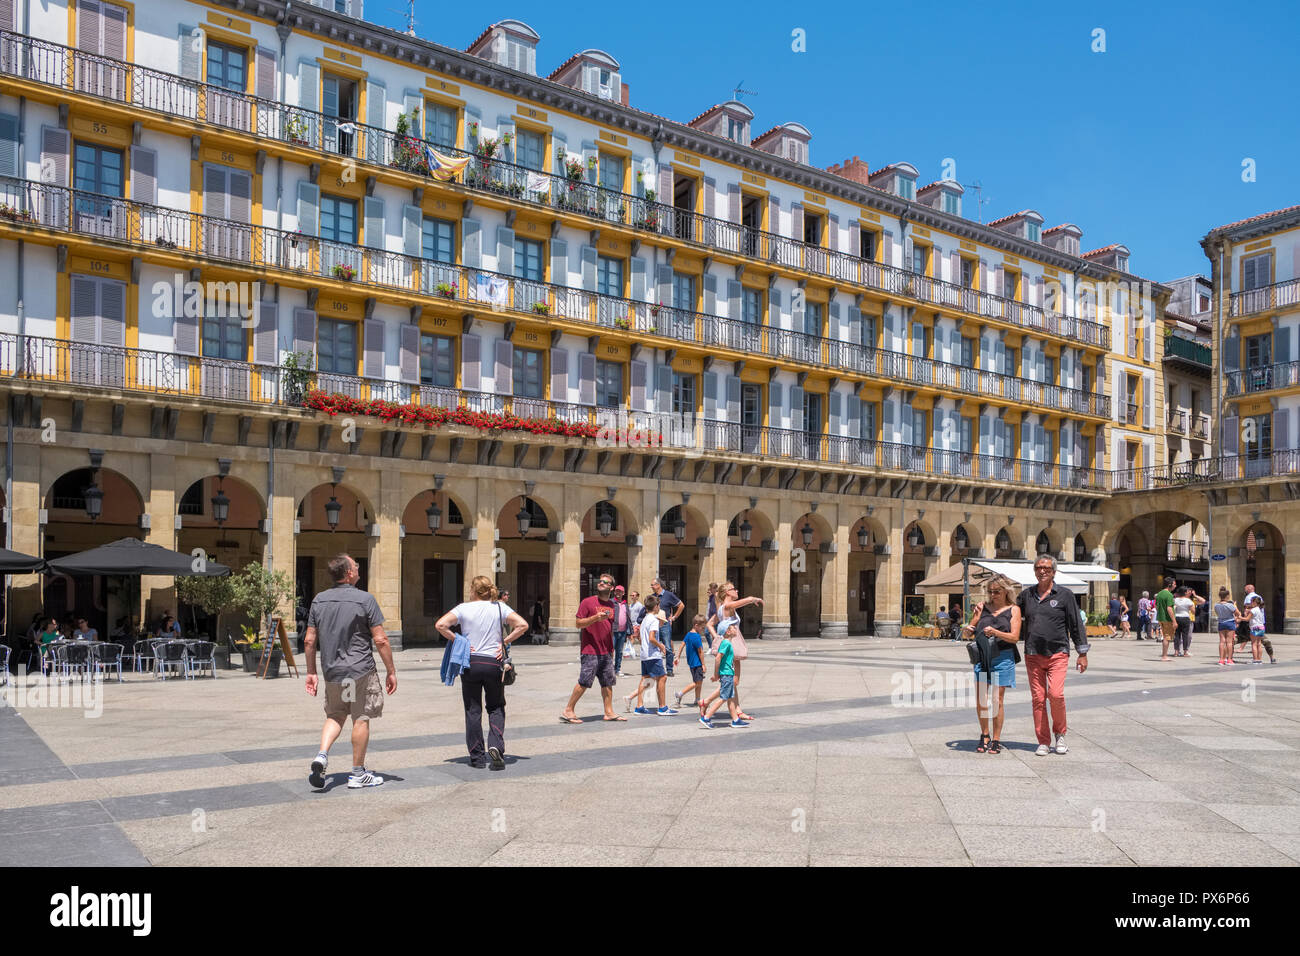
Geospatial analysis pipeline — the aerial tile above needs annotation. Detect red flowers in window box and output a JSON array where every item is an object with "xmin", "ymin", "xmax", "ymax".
[{"xmin": 301, "ymin": 390, "xmax": 604, "ymax": 439}]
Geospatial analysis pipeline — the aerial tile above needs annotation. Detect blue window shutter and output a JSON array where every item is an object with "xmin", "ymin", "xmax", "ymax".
[
  {"xmin": 363, "ymin": 196, "xmax": 385, "ymax": 250},
  {"xmin": 847, "ymin": 396, "xmax": 861, "ymax": 438},
  {"xmin": 550, "ymin": 348, "xmax": 569, "ymax": 402},
  {"xmin": 769, "ymin": 288, "xmax": 782, "ymax": 326},
  {"xmin": 496, "ymin": 227, "xmax": 515, "ymax": 275},
  {"xmin": 298, "ymin": 59, "xmax": 320, "ymax": 112},
  {"xmin": 630, "ymin": 360, "xmax": 647, "ymax": 409},
  {"xmin": 296, "ymin": 181, "xmax": 319, "ymax": 236},
  {"xmin": 703, "ymin": 371, "xmax": 718, "ymax": 419},
  {"xmin": 725, "ymin": 375, "xmax": 740, "ymax": 421},
  {"xmin": 883, "ymin": 398, "xmax": 895, "ymax": 442},
  {"xmin": 829, "ymin": 302, "xmax": 841, "ymax": 341},
  {"xmin": 582, "ymin": 245, "xmax": 597, "ymax": 289},
  {"xmin": 494, "ymin": 339, "xmax": 513, "ymax": 394},
  {"xmin": 655, "ymin": 363, "xmax": 672, "ymax": 413},
  {"xmin": 631, "ymin": 257, "xmax": 647, "ymax": 300},
  {"xmin": 578, "ymin": 352, "xmax": 596, "ymax": 406},
  {"xmin": 461, "ymin": 218, "xmax": 481, "ymax": 269},
  {"xmin": 703, "ymin": 273, "xmax": 718, "ymax": 315},
  {"xmin": 1223, "ymin": 414, "xmax": 1238, "ymax": 456},
  {"xmin": 550, "ymin": 239, "xmax": 568, "ymax": 285},
  {"xmin": 461, "ymin": 334, "xmax": 481, "ymax": 390},
  {"xmin": 727, "ymin": 280, "xmax": 742, "ymax": 319},
  {"xmin": 960, "ymin": 415, "xmax": 972, "ymax": 453},
  {"xmin": 789, "ymin": 386, "xmax": 804, "ymax": 432},
  {"xmin": 1274, "ymin": 408, "xmax": 1290, "ymax": 452},
  {"xmin": 1224, "ymin": 333, "xmax": 1239, "ymax": 371},
  {"xmin": 829, "ymin": 390, "xmax": 842, "ymax": 434},
  {"xmin": 769, "ymin": 382, "xmax": 783, "ymax": 428},
  {"xmin": 402, "ymin": 204, "xmax": 421, "ymax": 258},
  {"xmin": 1275, "ymin": 327, "xmax": 1291, "ymax": 365}
]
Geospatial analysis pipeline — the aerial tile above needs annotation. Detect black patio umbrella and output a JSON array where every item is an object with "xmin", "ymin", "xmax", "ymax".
[
  {"xmin": 0, "ymin": 547, "xmax": 45, "ymax": 573},
  {"xmin": 45, "ymin": 537, "xmax": 231, "ymax": 577}
]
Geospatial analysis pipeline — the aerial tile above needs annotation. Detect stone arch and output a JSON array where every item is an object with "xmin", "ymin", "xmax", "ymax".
[
  {"xmin": 177, "ymin": 474, "xmax": 267, "ymax": 527},
  {"xmin": 1034, "ymin": 525, "xmax": 1063, "ymax": 558},
  {"xmin": 42, "ymin": 466, "xmax": 144, "ymax": 525},
  {"xmin": 950, "ymin": 520, "xmax": 981, "ymax": 555},
  {"xmin": 297, "ymin": 482, "xmax": 376, "ymax": 534},
  {"xmin": 402, "ymin": 487, "xmax": 473, "ymax": 537},
  {"xmin": 790, "ymin": 510, "xmax": 835, "ymax": 551},
  {"xmin": 579, "ymin": 497, "xmax": 640, "ymax": 543},
  {"xmin": 496, "ymin": 492, "xmax": 560, "ymax": 540},
  {"xmin": 993, "ymin": 522, "xmax": 1025, "ymax": 558}
]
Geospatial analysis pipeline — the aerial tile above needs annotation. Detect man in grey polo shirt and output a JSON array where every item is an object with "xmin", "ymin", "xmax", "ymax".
[{"xmin": 304, "ymin": 554, "xmax": 396, "ymax": 789}]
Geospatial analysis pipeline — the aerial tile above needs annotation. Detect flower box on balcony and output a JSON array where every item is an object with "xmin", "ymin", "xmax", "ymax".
[
  {"xmin": 613, "ymin": 317, "xmax": 632, "ymax": 330},
  {"xmin": 531, "ymin": 302, "xmax": 551, "ymax": 316},
  {"xmin": 434, "ymin": 284, "xmax": 456, "ymax": 299},
  {"xmin": 153, "ymin": 236, "xmax": 178, "ymax": 249},
  {"xmin": 331, "ymin": 264, "xmax": 356, "ymax": 281},
  {"xmin": 0, "ymin": 204, "xmax": 35, "ymax": 224}
]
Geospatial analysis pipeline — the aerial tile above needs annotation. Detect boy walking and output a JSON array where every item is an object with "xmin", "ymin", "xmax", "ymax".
[
  {"xmin": 700, "ymin": 624, "xmax": 746, "ymax": 728},
  {"xmin": 624, "ymin": 595, "xmax": 676, "ymax": 716},
  {"xmin": 674, "ymin": 614, "xmax": 707, "ymax": 707}
]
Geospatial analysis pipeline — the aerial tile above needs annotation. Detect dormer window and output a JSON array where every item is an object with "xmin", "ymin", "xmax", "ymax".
[
  {"xmin": 943, "ymin": 191, "xmax": 960, "ymax": 215},
  {"xmin": 787, "ymin": 139, "xmax": 807, "ymax": 164},
  {"xmin": 1116, "ymin": 255, "xmax": 1129, "ymax": 273},
  {"xmin": 897, "ymin": 177, "xmax": 915, "ymax": 200},
  {"xmin": 727, "ymin": 117, "xmax": 745, "ymax": 142},
  {"xmin": 1026, "ymin": 222, "xmax": 1040, "ymax": 243}
]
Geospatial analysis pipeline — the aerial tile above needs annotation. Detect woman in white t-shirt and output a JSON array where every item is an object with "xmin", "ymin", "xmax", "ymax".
[
  {"xmin": 1172, "ymin": 587, "xmax": 1204, "ymax": 658},
  {"xmin": 435, "ymin": 575, "xmax": 528, "ymax": 770}
]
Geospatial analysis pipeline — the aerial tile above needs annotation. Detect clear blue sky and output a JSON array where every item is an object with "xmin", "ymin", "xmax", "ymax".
[{"xmin": 387, "ymin": 0, "xmax": 1300, "ymax": 285}]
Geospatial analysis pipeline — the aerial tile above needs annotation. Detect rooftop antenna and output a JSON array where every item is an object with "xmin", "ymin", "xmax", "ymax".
[
  {"xmin": 732, "ymin": 81, "xmax": 758, "ymax": 101},
  {"xmin": 390, "ymin": 0, "xmax": 416, "ymax": 36},
  {"xmin": 966, "ymin": 180, "xmax": 991, "ymax": 223}
]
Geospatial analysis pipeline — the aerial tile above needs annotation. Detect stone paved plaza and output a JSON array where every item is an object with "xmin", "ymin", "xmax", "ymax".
[{"xmin": 2, "ymin": 635, "xmax": 1299, "ymax": 867}]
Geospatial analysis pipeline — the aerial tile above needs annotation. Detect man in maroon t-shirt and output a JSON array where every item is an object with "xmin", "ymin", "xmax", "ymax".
[{"xmin": 560, "ymin": 573, "xmax": 624, "ymax": 723}]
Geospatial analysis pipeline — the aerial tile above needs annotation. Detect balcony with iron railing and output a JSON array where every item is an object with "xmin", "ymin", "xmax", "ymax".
[
  {"xmin": 0, "ymin": 176, "xmax": 1112, "ymax": 420},
  {"xmin": 0, "ymin": 28, "xmax": 1112, "ymax": 351},
  {"xmin": 1163, "ymin": 333, "xmax": 1211, "ymax": 369},
  {"xmin": 1230, "ymin": 277, "xmax": 1300, "ymax": 317},
  {"xmin": 1166, "ymin": 538, "xmax": 1208, "ymax": 565},
  {"xmin": 1225, "ymin": 360, "xmax": 1300, "ymax": 398},
  {"xmin": 0, "ymin": 331, "xmax": 1113, "ymax": 493},
  {"xmin": 1124, "ymin": 402, "xmax": 1139, "ymax": 425},
  {"xmin": 1110, "ymin": 448, "xmax": 1300, "ymax": 491},
  {"xmin": 1168, "ymin": 410, "xmax": 1187, "ymax": 435},
  {"xmin": 1192, "ymin": 415, "xmax": 1210, "ymax": 440}
]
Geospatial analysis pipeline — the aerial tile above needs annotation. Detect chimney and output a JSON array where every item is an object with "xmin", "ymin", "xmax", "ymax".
[{"xmin": 827, "ymin": 156, "xmax": 870, "ymax": 186}]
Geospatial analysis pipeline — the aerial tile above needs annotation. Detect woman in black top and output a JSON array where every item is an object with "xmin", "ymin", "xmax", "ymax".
[{"xmin": 963, "ymin": 575, "xmax": 1022, "ymax": 754}]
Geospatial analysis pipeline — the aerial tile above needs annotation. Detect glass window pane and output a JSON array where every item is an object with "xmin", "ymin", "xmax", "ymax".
[
  {"xmin": 597, "ymin": 256, "xmax": 622, "ymax": 297},
  {"xmin": 422, "ymin": 218, "xmax": 454, "ymax": 263},
  {"xmin": 516, "ymin": 129, "xmax": 544, "ymax": 171},
  {"xmin": 514, "ymin": 238, "xmax": 542, "ymax": 281}
]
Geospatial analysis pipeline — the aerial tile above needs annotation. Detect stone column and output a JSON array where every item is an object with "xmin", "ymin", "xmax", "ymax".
[
  {"xmin": 820, "ymin": 503, "xmax": 850, "ymax": 639},
  {"xmin": 762, "ymin": 495, "xmax": 793, "ymax": 640},
  {"xmin": 873, "ymin": 506, "xmax": 904, "ymax": 638},
  {"xmin": 7, "ymin": 439, "xmax": 43, "ymax": 633},
  {"xmin": 367, "ymin": 467, "xmax": 404, "ymax": 650},
  {"xmin": 469, "ymin": 478, "xmax": 498, "ymax": 583},
  {"xmin": 547, "ymin": 483, "xmax": 584, "ymax": 645},
  {"xmin": 141, "ymin": 452, "xmax": 176, "ymax": 626},
  {"xmin": 269, "ymin": 462, "xmax": 299, "ymax": 637},
  {"xmin": 626, "ymin": 486, "xmax": 659, "ymax": 597}
]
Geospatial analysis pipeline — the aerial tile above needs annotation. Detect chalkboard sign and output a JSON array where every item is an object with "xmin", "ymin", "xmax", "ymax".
[{"xmin": 258, "ymin": 617, "xmax": 300, "ymax": 679}]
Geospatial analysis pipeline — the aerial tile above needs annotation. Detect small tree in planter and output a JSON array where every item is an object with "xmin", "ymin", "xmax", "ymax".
[
  {"xmin": 282, "ymin": 350, "xmax": 314, "ymax": 405},
  {"xmin": 230, "ymin": 562, "xmax": 295, "ymax": 678},
  {"xmin": 175, "ymin": 573, "xmax": 237, "ymax": 642}
]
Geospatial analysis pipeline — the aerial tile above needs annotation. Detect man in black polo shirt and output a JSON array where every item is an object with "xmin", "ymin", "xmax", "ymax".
[{"xmin": 1018, "ymin": 554, "xmax": 1089, "ymax": 756}]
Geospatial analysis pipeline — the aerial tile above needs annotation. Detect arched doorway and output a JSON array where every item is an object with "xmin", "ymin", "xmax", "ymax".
[
  {"xmin": 657, "ymin": 503, "xmax": 708, "ymax": 628},
  {"xmin": 579, "ymin": 498, "xmax": 637, "ymax": 599},
  {"xmin": 849, "ymin": 515, "xmax": 887, "ymax": 635},
  {"xmin": 297, "ymin": 482, "xmax": 375, "ymax": 615},
  {"xmin": 175, "ymin": 474, "xmax": 267, "ymax": 640},
  {"xmin": 42, "ymin": 466, "xmax": 144, "ymax": 637},
  {"xmin": 725, "ymin": 505, "xmax": 774, "ymax": 638},
  {"xmin": 497, "ymin": 493, "xmax": 558, "ymax": 635},
  {"xmin": 400, "ymin": 486, "xmax": 471, "ymax": 645},
  {"xmin": 902, "ymin": 518, "xmax": 938, "ymax": 621},
  {"xmin": 1242, "ymin": 521, "xmax": 1285, "ymax": 628},
  {"xmin": 790, "ymin": 511, "xmax": 832, "ymax": 636}
]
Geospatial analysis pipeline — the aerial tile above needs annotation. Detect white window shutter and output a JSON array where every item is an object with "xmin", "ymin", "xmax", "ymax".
[{"xmin": 363, "ymin": 318, "xmax": 385, "ymax": 379}]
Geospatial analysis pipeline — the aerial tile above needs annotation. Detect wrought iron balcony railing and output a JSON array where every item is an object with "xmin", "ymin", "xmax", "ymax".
[
  {"xmin": 0, "ymin": 28, "xmax": 1112, "ymax": 351},
  {"xmin": 1163, "ymin": 334, "xmax": 1211, "ymax": 367},
  {"xmin": 1168, "ymin": 410, "xmax": 1187, "ymax": 434},
  {"xmin": 0, "ymin": 332, "xmax": 1113, "ymax": 492},
  {"xmin": 1225, "ymin": 360, "xmax": 1300, "ymax": 397},
  {"xmin": 0, "ymin": 176, "xmax": 1111, "ymax": 419},
  {"xmin": 1230, "ymin": 277, "xmax": 1300, "ymax": 317},
  {"xmin": 1110, "ymin": 449, "xmax": 1300, "ymax": 491},
  {"xmin": 1166, "ymin": 538, "xmax": 1208, "ymax": 564}
]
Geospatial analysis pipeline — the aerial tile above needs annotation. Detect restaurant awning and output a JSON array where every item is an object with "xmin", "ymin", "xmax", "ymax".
[
  {"xmin": 1055, "ymin": 562, "xmax": 1121, "ymax": 584},
  {"xmin": 915, "ymin": 559, "xmax": 1092, "ymax": 595},
  {"xmin": 0, "ymin": 547, "xmax": 45, "ymax": 573},
  {"xmin": 45, "ymin": 537, "xmax": 231, "ymax": 577}
]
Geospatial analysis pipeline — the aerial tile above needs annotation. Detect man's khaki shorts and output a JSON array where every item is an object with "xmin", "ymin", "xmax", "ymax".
[
  {"xmin": 1160, "ymin": 620, "xmax": 1176, "ymax": 640},
  {"xmin": 324, "ymin": 670, "xmax": 383, "ymax": 723}
]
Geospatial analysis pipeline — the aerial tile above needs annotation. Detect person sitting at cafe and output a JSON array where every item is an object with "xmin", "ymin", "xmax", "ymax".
[
  {"xmin": 156, "ymin": 614, "xmax": 182, "ymax": 639},
  {"xmin": 39, "ymin": 618, "xmax": 63, "ymax": 644},
  {"xmin": 72, "ymin": 617, "xmax": 98, "ymax": 641}
]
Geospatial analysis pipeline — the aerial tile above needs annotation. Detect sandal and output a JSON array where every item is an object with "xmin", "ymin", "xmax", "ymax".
[
  {"xmin": 989, "ymin": 739, "xmax": 1002, "ymax": 754},
  {"xmin": 976, "ymin": 734, "xmax": 990, "ymax": 753}
]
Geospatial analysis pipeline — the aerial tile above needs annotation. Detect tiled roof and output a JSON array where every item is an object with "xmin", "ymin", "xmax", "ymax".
[
  {"xmin": 1042, "ymin": 224, "xmax": 1079, "ymax": 235},
  {"xmin": 1081, "ymin": 244, "xmax": 1122, "ymax": 258},
  {"xmin": 918, "ymin": 180, "xmax": 960, "ymax": 192},
  {"xmin": 688, "ymin": 104, "xmax": 724, "ymax": 126},
  {"xmin": 547, "ymin": 53, "xmax": 581, "ymax": 79},
  {"xmin": 751, "ymin": 124, "xmax": 783, "ymax": 144},
  {"xmin": 1209, "ymin": 204, "xmax": 1300, "ymax": 234},
  {"xmin": 465, "ymin": 23, "xmax": 495, "ymax": 53}
]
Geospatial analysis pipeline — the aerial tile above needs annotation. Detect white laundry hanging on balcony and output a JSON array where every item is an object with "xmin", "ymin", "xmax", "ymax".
[{"xmin": 475, "ymin": 274, "xmax": 509, "ymax": 308}]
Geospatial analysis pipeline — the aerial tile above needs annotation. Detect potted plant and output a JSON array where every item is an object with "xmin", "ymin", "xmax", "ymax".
[
  {"xmin": 901, "ymin": 610, "xmax": 935, "ymax": 639},
  {"xmin": 331, "ymin": 263, "xmax": 356, "ymax": 281},
  {"xmin": 176, "ymin": 574, "xmax": 237, "ymax": 669},
  {"xmin": 1, "ymin": 202, "xmax": 35, "ymax": 223},
  {"xmin": 282, "ymin": 350, "xmax": 314, "ymax": 405},
  {"xmin": 435, "ymin": 282, "xmax": 455, "ymax": 299},
  {"xmin": 230, "ymin": 562, "xmax": 294, "ymax": 678},
  {"xmin": 236, "ymin": 625, "xmax": 261, "ymax": 672},
  {"xmin": 532, "ymin": 301, "xmax": 551, "ymax": 315},
  {"xmin": 1084, "ymin": 610, "xmax": 1112, "ymax": 638},
  {"xmin": 614, "ymin": 316, "xmax": 632, "ymax": 330},
  {"xmin": 285, "ymin": 115, "xmax": 311, "ymax": 147}
]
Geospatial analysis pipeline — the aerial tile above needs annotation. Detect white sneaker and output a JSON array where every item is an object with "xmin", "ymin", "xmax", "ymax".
[
  {"xmin": 347, "ymin": 770, "xmax": 384, "ymax": 788},
  {"xmin": 673, "ymin": 690, "xmax": 684, "ymax": 706},
  {"xmin": 1054, "ymin": 734, "xmax": 1068, "ymax": 755},
  {"xmin": 1035, "ymin": 744, "xmax": 1051, "ymax": 757}
]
